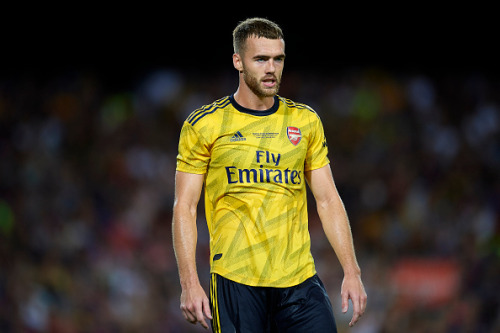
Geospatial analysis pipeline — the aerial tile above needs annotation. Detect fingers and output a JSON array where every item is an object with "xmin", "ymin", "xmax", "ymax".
[
  {"xmin": 181, "ymin": 306, "xmax": 197, "ymax": 324},
  {"xmin": 181, "ymin": 296, "xmax": 212, "ymax": 329},
  {"xmin": 347, "ymin": 291, "xmax": 368, "ymax": 327},
  {"xmin": 341, "ymin": 290, "xmax": 349, "ymax": 313},
  {"xmin": 195, "ymin": 301, "xmax": 209, "ymax": 329},
  {"xmin": 361, "ymin": 290, "xmax": 367, "ymax": 313},
  {"xmin": 341, "ymin": 275, "xmax": 367, "ymax": 327},
  {"xmin": 349, "ymin": 295, "xmax": 361, "ymax": 327},
  {"xmin": 203, "ymin": 297, "xmax": 213, "ymax": 320}
]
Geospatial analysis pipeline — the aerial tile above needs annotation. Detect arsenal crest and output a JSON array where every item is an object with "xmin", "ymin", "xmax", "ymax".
[{"xmin": 287, "ymin": 126, "xmax": 302, "ymax": 145}]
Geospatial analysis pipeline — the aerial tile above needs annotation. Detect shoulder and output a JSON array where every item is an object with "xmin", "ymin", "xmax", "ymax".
[
  {"xmin": 185, "ymin": 96, "xmax": 231, "ymax": 127},
  {"xmin": 278, "ymin": 96, "xmax": 321, "ymax": 119}
]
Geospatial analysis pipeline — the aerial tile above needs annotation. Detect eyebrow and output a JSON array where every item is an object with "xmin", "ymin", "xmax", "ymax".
[{"xmin": 253, "ymin": 54, "xmax": 286, "ymax": 60}]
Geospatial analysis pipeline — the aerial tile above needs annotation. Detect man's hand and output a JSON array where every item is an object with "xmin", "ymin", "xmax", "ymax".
[
  {"xmin": 180, "ymin": 283, "xmax": 212, "ymax": 329},
  {"xmin": 341, "ymin": 273, "xmax": 367, "ymax": 327}
]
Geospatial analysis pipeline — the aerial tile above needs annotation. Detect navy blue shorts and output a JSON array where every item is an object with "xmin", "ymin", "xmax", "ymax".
[{"xmin": 209, "ymin": 274, "xmax": 337, "ymax": 332}]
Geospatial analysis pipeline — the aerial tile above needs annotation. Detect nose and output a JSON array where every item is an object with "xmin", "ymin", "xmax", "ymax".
[{"xmin": 266, "ymin": 60, "xmax": 276, "ymax": 73}]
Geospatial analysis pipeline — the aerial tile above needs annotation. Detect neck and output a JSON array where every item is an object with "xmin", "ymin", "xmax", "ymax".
[{"xmin": 233, "ymin": 82, "xmax": 275, "ymax": 111}]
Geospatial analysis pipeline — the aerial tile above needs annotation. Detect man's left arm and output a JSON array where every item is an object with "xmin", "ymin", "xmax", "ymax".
[{"xmin": 305, "ymin": 164, "xmax": 367, "ymax": 327}]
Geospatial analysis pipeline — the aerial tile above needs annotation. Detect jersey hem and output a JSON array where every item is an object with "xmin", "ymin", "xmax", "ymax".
[{"xmin": 210, "ymin": 267, "xmax": 317, "ymax": 288}]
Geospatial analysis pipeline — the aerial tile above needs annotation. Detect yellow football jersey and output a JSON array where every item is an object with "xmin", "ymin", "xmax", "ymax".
[{"xmin": 176, "ymin": 95, "xmax": 330, "ymax": 287}]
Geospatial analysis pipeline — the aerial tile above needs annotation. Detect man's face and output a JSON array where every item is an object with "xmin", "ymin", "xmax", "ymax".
[{"xmin": 235, "ymin": 36, "xmax": 285, "ymax": 98}]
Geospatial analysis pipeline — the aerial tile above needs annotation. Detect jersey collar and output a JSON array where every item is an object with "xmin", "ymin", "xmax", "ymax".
[{"xmin": 229, "ymin": 95, "xmax": 280, "ymax": 116}]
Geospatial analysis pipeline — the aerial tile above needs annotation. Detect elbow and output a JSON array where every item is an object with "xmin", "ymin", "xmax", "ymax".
[
  {"xmin": 316, "ymin": 196, "xmax": 337, "ymax": 211},
  {"xmin": 316, "ymin": 193, "xmax": 346, "ymax": 216},
  {"xmin": 173, "ymin": 200, "xmax": 198, "ymax": 220}
]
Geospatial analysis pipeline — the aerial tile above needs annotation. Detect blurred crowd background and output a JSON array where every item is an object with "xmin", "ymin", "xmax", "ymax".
[
  {"xmin": 1, "ymin": 9, "xmax": 500, "ymax": 333},
  {"xmin": 1, "ymin": 64, "xmax": 499, "ymax": 332}
]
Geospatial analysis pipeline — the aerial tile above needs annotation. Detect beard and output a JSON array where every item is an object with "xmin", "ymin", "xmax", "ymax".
[{"xmin": 242, "ymin": 68, "xmax": 281, "ymax": 98}]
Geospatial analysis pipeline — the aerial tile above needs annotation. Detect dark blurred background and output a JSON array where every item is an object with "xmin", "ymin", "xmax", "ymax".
[{"xmin": 1, "ymin": 5, "xmax": 499, "ymax": 333}]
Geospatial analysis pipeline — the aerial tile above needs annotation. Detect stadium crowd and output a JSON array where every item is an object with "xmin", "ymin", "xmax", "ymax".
[{"xmin": 0, "ymin": 66, "xmax": 499, "ymax": 332}]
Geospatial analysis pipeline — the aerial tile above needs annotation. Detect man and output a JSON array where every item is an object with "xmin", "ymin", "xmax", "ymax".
[{"xmin": 173, "ymin": 17, "xmax": 366, "ymax": 332}]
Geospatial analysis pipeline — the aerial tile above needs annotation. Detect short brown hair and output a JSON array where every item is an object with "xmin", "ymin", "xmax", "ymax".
[{"xmin": 232, "ymin": 17, "xmax": 284, "ymax": 54}]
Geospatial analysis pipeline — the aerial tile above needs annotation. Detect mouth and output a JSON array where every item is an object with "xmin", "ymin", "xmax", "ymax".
[{"xmin": 262, "ymin": 77, "xmax": 277, "ymax": 88}]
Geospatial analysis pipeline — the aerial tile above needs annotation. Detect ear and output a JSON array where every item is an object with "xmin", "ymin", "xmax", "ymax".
[{"xmin": 233, "ymin": 53, "xmax": 243, "ymax": 72}]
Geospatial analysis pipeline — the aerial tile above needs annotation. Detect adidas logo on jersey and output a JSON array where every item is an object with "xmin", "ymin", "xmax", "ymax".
[{"xmin": 230, "ymin": 131, "xmax": 246, "ymax": 142}]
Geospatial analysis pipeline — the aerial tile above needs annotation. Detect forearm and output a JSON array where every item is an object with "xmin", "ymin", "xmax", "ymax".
[
  {"xmin": 317, "ymin": 195, "xmax": 361, "ymax": 276},
  {"xmin": 172, "ymin": 202, "xmax": 201, "ymax": 288},
  {"xmin": 307, "ymin": 166, "xmax": 367, "ymax": 325}
]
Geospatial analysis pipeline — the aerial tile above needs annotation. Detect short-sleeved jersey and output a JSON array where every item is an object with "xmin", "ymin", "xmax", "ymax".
[{"xmin": 176, "ymin": 95, "xmax": 329, "ymax": 288}]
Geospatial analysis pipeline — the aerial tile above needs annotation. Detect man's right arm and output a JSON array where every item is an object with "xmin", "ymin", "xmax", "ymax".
[{"xmin": 172, "ymin": 170, "xmax": 212, "ymax": 329}]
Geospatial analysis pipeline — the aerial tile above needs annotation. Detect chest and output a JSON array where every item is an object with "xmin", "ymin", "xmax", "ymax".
[{"xmin": 209, "ymin": 114, "xmax": 309, "ymax": 172}]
